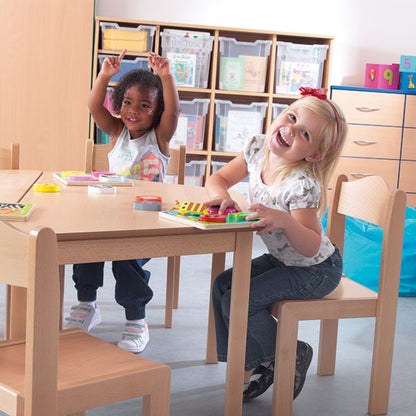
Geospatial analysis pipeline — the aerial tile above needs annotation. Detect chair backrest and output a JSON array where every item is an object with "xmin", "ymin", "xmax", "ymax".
[
  {"xmin": 166, "ymin": 145, "xmax": 186, "ymax": 185},
  {"xmin": 0, "ymin": 143, "xmax": 20, "ymax": 169},
  {"xmin": 327, "ymin": 174, "xmax": 406, "ymax": 295},
  {"xmin": 0, "ymin": 219, "xmax": 60, "ymax": 414},
  {"xmin": 85, "ymin": 138, "xmax": 186, "ymax": 185}
]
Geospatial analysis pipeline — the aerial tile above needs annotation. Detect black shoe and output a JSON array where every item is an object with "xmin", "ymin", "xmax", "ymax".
[
  {"xmin": 294, "ymin": 340, "xmax": 313, "ymax": 399},
  {"xmin": 242, "ymin": 361, "xmax": 274, "ymax": 402}
]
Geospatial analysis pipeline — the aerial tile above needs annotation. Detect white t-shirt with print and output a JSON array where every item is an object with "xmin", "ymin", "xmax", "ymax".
[
  {"xmin": 243, "ymin": 134, "xmax": 334, "ymax": 267},
  {"xmin": 108, "ymin": 126, "xmax": 169, "ymax": 181}
]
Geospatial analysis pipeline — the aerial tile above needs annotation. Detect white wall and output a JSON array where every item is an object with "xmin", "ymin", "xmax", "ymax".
[{"xmin": 97, "ymin": 0, "xmax": 416, "ymax": 88}]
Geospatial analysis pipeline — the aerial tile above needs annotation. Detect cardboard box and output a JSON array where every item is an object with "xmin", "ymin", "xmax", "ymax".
[
  {"xmin": 100, "ymin": 23, "xmax": 155, "ymax": 52},
  {"xmin": 365, "ymin": 63, "xmax": 399, "ymax": 89}
]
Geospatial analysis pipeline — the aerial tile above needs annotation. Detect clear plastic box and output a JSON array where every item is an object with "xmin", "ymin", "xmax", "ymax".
[
  {"xmin": 160, "ymin": 31, "xmax": 214, "ymax": 88},
  {"xmin": 214, "ymin": 100, "xmax": 268, "ymax": 152},
  {"xmin": 275, "ymin": 42, "xmax": 329, "ymax": 95},
  {"xmin": 171, "ymin": 98, "xmax": 210, "ymax": 150},
  {"xmin": 184, "ymin": 160, "xmax": 207, "ymax": 186},
  {"xmin": 100, "ymin": 22, "xmax": 156, "ymax": 53},
  {"xmin": 103, "ymin": 87, "xmax": 115, "ymax": 115},
  {"xmin": 98, "ymin": 55, "xmax": 150, "ymax": 83},
  {"xmin": 219, "ymin": 37, "xmax": 272, "ymax": 93},
  {"xmin": 272, "ymin": 103, "xmax": 288, "ymax": 120}
]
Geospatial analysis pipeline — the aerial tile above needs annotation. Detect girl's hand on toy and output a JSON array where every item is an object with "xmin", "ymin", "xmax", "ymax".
[
  {"xmin": 247, "ymin": 203, "xmax": 289, "ymax": 235},
  {"xmin": 101, "ymin": 49, "xmax": 127, "ymax": 77},
  {"xmin": 204, "ymin": 197, "xmax": 241, "ymax": 215},
  {"xmin": 148, "ymin": 52, "xmax": 172, "ymax": 77}
]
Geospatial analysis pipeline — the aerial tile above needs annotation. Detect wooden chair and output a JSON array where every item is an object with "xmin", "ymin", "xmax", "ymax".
[
  {"xmin": 0, "ymin": 219, "xmax": 171, "ymax": 416},
  {"xmin": 84, "ymin": 137, "xmax": 186, "ymax": 328},
  {"xmin": 0, "ymin": 143, "xmax": 19, "ymax": 169},
  {"xmin": 270, "ymin": 174, "xmax": 406, "ymax": 416}
]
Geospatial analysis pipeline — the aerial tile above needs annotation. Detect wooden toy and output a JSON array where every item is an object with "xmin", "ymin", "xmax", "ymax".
[
  {"xmin": 53, "ymin": 172, "xmax": 132, "ymax": 186},
  {"xmin": 160, "ymin": 201, "xmax": 261, "ymax": 230}
]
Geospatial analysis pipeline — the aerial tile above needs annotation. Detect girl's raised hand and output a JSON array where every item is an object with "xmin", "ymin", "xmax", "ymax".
[
  {"xmin": 101, "ymin": 49, "xmax": 127, "ymax": 77},
  {"xmin": 148, "ymin": 52, "xmax": 172, "ymax": 77}
]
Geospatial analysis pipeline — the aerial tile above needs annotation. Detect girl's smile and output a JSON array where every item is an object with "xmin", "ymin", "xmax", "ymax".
[
  {"xmin": 268, "ymin": 106, "xmax": 324, "ymax": 164},
  {"xmin": 119, "ymin": 85, "xmax": 158, "ymax": 139}
]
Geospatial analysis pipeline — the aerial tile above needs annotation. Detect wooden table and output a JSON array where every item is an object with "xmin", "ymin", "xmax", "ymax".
[
  {"xmin": 0, "ymin": 170, "xmax": 42, "ymax": 202},
  {"xmin": 2, "ymin": 171, "xmax": 254, "ymax": 416}
]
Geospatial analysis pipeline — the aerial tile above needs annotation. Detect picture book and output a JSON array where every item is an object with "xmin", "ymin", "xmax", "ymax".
[
  {"xmin": 170, "ymin": 115, "xmax": 188, "ymax": 148},
  {"xmin": 167, "ymin": 52, "xmax": 197, "ymax": 87},
  {"xmin": 219, "ymin": 57, "xmax": 245, "ymax": 90},
  {"xmin": 240, "ymin": 55, "xmax": 267, "ymax": 92},
  {"xmin": 186, "ymin": 115, "xmax": 204, "ymax": 150},
  {"xmin": 0, "ymin": 202, "xmax": 35, "ymax": 222},
  {"xmin": 225, "ymin": 110, "xmax": 263, "ymax": 152},
  {"xmin": 53, "ymin": 172, "xmax": 132, "ymax": 186}
]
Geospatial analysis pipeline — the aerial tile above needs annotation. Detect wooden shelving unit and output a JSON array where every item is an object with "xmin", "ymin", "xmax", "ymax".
[{"xmin": 92, "ymin": 16, "xmax": 334, "ymax": 183}]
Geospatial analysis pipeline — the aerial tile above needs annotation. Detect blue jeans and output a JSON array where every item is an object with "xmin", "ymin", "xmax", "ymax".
[
  {"xmin": 72, "ymin": 258, "xmax": 153, "ymax": 320},
  {"xmin": 212, "ymin": 247, "xmax": 342, "ymax": 370}
]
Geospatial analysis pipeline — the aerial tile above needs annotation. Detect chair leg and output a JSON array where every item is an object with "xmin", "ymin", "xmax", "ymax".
[
  {"xmin": 142, "ymin": 368, "xmax": 171, "ymax": 416},
  {"xmin": 59, "ymin": 265, "xmax": 65, "ymax": 330},
  {"xmin": 272, "ymin": 303, "xmax": 298, "ymax": 416},
  {"xmin": 317, "ymin": 318, "xmax": 339, "ymax": 375},
  {"xmin": 367, "ymin": 313, "xmax": 397, "ymax": 415}
]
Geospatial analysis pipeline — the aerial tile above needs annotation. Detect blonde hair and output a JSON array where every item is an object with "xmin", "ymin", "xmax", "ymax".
[{"xmin": 263, "ymin": 95, "xmax": 347, "ymax": 216}]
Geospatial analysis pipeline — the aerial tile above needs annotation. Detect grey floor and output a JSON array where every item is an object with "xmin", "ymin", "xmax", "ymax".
[{"xmin": 1, "ymin": 235, "xmax": 415, "ymax": 415}]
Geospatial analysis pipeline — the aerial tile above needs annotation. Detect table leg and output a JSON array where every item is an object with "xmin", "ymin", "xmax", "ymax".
[
  {"xmin": 206, "ymin": 252, "xmax": 226, "ymax": 364},
  {"xmin": 224, "ymin": 231, "xmax": 253, "ymax": 416}
]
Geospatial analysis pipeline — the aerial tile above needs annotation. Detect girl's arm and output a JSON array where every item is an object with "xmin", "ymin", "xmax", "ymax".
[
  {"xmin": 150, "ymin": 53, "xmax": 180, "ymax": 156},
  {"xmin": 205, "ymin": 153, "xmax": 248, "ymax": 214},
  {"xmin": 246, "ymin": 205, "xmax": 322, "ymax": 257},
  {"xmin": 88, "ymin": 50, "xmax": 127, "ymax": 140}
]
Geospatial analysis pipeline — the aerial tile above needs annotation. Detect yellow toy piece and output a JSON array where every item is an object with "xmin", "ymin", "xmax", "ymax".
[{"xmin": 33, "ymin": 183, "xmax": 60, "ymax": 192}]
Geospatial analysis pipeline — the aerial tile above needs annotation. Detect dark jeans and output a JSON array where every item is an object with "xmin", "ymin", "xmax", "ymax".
[
  {"xmin": 72, "ymin": 258, "xmax": 153, "ymax": 320},
  {"xmin": 212, "ymin": 247, "xmax": 343, "ymax": 370}
]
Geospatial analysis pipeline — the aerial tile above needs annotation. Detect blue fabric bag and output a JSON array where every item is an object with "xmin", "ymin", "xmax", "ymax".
[{"xmin": 322, "ymin": 206, "xmax": 416, "ymax": 296}]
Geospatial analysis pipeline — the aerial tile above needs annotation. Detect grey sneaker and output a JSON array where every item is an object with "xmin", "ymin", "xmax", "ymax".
[
  {"xmin": 64, "ymin": 302, "xmax": 101, "ymax": 332},
  {"xmin": 294, "ymin": 340, "xmax": 313, "ymax": 399},
  {"xmin": 117, "ymin": 320, "xmax": 149, "ymax": 353}
]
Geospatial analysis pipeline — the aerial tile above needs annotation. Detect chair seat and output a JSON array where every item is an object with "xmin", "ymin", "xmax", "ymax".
[
  {"xmin": 0, "ymin": 329, "xmax": 170, "ymax": 411},
  {"xmin": 271, "ymin": 276, "xmax": 378, "ymax": 320}
]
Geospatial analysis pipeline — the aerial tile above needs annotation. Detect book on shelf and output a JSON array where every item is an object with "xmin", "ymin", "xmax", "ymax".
[
  {"xmin": 219, "ymin": 57, "xmax": 245, "ymax": 90},
  {"xmin": 0, "ymin": 202, "xmax": 35, "ymax": 221},
  {"xmin": 225, "ymin": 110, "xmax": 263, "ymax": 152},
  {"xmin": 240, "ymin": 55, "xmax": 267, "ymax": 92},
  {"xmin": 167, "ymin": 52, "xmax": 197, "ymax": 87},
  {"xmin": 186, "ymin": 115, "xmax": 204, "ymax": 150},
  {"xmin": 170, "ymin": 115, "xmax": 188, "ymax": 148}
]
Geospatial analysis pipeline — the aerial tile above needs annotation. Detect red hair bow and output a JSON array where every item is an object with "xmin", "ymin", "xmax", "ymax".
[{"xmin": 299, "ymin": 87, "xmax": 328, "ymax": 100}]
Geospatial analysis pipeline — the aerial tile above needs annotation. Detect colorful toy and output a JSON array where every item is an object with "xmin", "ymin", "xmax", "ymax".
[
  {"xmin": 400, "ymin": 72, "xmax": 416, "ymax": 91},
  {"xmin": 207, "ymin": 205, "xmax": 237, "ymax": 214},
  {"xmin": 33, "ymin": 183, "xmax": 60, "ymax": 192},
  {"xmin": 133, "ymin": 195, "xmax": 162, "ymax": 211},
  {"xmin": 160, "ymin": 201, "xmax": 261, "ymax": 230},
  {"xmin": 365, "ymin": 63, "xmax": 399, "ymax": 90},
  {"xmin": 177, "ymin": 201, "xmax": 207, "ymax": 216}
]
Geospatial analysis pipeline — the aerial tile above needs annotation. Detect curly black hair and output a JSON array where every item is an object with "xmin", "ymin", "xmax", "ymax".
[{"xmin": 111, "ymin": 69, "xmax": 164, "ymax": 128}]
